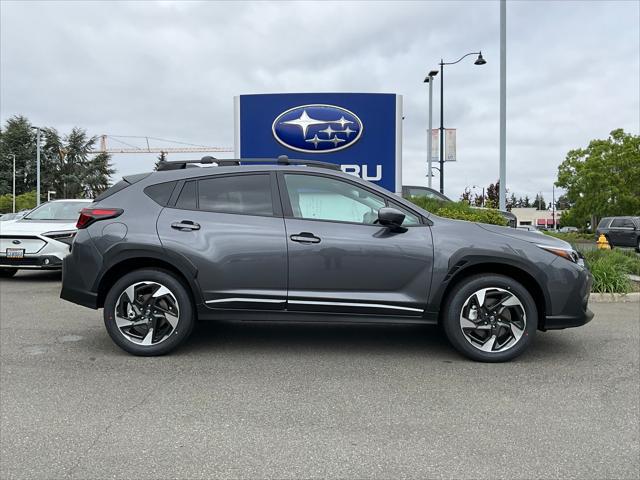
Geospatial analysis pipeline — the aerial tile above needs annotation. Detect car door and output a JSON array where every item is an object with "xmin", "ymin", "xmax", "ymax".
[
  {"xmin": 278, "ymin": 172, "xmax": 434, "ymax": 317},
  {"xmin": 608, "ymin": 218, "xmax": 634, "ymax": 246},
  {"xmin": 157, "ymin": 172, "xmax": 288, "ymax": 309}
]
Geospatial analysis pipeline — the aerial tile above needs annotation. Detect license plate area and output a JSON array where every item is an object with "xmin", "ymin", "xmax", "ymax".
[{"xmin": 5, "ymin": 248, "xmax": 25, "ymax": 259}]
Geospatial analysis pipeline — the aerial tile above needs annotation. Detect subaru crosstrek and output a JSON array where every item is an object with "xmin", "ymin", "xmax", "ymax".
[{"xmin": 60, "ymin": 157, "xmax": 594, "ymax": 362}]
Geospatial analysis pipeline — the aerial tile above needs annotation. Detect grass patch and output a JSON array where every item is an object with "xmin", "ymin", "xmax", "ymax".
[{"xmin": 580, "ymin": 249, "xmax": 640, "ymax": 293}]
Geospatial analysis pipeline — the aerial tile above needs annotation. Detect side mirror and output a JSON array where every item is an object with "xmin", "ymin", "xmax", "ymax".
[{"xmin": 377, "ymin": 207, "xmax": 405, "ymax": 230}]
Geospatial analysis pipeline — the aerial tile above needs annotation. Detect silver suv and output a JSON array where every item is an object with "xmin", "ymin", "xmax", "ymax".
[{"xmin": 60, "ymin": 157, "xmax": 594, "ymax": 361}]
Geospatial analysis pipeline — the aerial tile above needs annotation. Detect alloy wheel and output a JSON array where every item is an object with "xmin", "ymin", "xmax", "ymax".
[
  {"xmin": 114, "ymin": 281, "xmax": 180, "ymax": 346},
  {"xmin": 459, "ymin": 287, "xmax": 526, "ymax": 353}
]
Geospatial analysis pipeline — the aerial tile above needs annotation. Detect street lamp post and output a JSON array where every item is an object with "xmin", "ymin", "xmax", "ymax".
[
  {"xmin": 10, "ymin": 154, "xmax": 16, "ymax": 213},
  {"xmin": 423, "ymin": 70, "xmax": 439, "ymax": 188},
  {"xmin": 30, "ymin": 126, "xmax": 42, "ymax": 206},
  {"xmin": 438, "ymin": 51, "xmax": 486, "ymax": 194}
]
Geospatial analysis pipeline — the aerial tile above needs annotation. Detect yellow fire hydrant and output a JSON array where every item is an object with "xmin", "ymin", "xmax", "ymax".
[{"xmin": 596, "ymin": 234, "xmax": 611, "ymax": 250}]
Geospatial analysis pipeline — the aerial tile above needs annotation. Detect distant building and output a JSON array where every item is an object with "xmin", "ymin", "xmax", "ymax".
[{"xmin": 511, "ymin": 207, "xmax": 564, "ymax": 228}]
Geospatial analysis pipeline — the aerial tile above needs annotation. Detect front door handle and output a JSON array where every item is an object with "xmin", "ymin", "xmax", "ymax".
[
  {"xmin": 171, "ymin": 220, "xmax": 200, "ymax": 231},
  {"xmin": 290, "ymin": 232, "xmax": 321, "ymax": 244}
]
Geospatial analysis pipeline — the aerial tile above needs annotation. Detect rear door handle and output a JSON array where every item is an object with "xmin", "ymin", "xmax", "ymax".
[
  {"xmin": 290, "ymin": 232, "xmax": 321, "ymax": 244},
  {"xmin": 171, "ymin": 221, "xmax": 200, "ymax": 231}
]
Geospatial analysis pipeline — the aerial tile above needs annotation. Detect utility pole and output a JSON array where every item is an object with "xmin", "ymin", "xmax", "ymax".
[
  {"xmin": 439, "ymin": 60, "xmax": 445, "ymax": 194},
  {"xmin": 499, "ymin": 0, "xmax": 507, "ymax": 211},
  {"xmin": 552, "ymin": 185, "xmax": 556, "ymax": 230}
]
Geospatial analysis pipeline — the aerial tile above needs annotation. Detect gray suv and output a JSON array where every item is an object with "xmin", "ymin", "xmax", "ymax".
[{"xmin": 61, "ymin": 157, "xmax": 593, "ymax": 362}]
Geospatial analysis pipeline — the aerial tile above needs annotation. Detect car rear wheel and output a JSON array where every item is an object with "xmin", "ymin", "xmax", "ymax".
[
  {"xmin": 103, "ymin": 269, "xmax": 194, "ymax": 356},
  {"xmin": 442, "ymin": 274, "xmax": 537, "ymax": 362},
  {"xmin": 636, "ymin": 238, "xmax": 640, "ymax": 253},
  {"xmin": 0, "ymin": 268, "xmax": 18, "ymax": 278}
]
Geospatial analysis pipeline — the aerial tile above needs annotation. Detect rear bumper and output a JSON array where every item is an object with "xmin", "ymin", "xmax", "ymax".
[
  {"xmin": 60, "ymin": 283, "xmax": 99, "ymax": 309},
  {"xmin": 0, "ymin": 255, "xmax": 63, "ymax": 270}
]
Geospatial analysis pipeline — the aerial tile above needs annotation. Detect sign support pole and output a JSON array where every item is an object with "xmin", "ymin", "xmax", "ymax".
[{"xmin": 499, "ymin": 0, "xmax": 507, "ymax": 211}]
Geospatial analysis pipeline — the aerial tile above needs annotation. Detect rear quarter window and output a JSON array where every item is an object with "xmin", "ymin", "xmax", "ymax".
[{"xmin": 144, "ymin": 181, "xmax": 177, "ymax": 206}]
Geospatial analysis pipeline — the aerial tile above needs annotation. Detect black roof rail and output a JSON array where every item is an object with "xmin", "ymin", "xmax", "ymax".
[{"xmin": 156, "ymin": 155, "xmax": 341, "ymax": 172}]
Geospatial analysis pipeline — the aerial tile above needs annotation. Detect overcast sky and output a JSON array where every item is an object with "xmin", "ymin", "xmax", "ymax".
[{"xmin": 1, "ymin": 0, "xmax": 638, "ymax": 202}]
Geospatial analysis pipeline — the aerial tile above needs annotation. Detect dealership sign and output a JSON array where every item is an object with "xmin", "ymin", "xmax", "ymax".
[{"xmin": 235, "ymin": 93, "xmax": 403, "ymax": 193}]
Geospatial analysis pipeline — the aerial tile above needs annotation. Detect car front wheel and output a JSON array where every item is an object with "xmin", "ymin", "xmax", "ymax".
[
  {"xmin": 103, "ymin": 269, "xmax": 194, "ymax": 356},
  {"xmin": 442, "ymin": 274, "xmax": 538, "ymax": 362}
]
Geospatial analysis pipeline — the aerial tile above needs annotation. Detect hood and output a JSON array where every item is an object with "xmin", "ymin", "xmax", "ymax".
[
  {"xmin": 0, "ymin": 219, "xmax": 77, "ymax": 236},
  {"xmin": 476, "ymin": 223, "xmax": 573, "ymax": 249}
]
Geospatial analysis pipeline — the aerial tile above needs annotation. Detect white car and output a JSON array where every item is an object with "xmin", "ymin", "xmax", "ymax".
[{"xmin": 0, "ymin": 199, "xmax": 91, "ymax": 277}]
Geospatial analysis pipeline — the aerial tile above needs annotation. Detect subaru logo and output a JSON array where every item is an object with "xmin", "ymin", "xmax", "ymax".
[
  {"xmin": 12, "ymin": 240, "xmax": 21, "ymax": 245},
  {"xmin": 272, "ymin": 104, "xmax": 363, "ymax": 153}
]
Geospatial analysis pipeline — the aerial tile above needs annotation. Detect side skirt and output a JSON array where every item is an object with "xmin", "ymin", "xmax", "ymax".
[{"xmin": 196, "ymin": 306, "xmax": 438, "ymax": 325}]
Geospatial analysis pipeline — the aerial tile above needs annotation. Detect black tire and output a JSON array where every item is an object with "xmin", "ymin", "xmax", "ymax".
[
  {"xmin": 635, "ymin": 238, "xmax": 640, "ymax": 253},
  {"xmin": 103, "ymin": 268, "xmax": 195, "ymax": 356},
  {"xmin": 442, "ymin": 274, "xmax": 538, "ymax": 362},
  {"xmin": 605, "ymin": 236, "xmax": 614, "ymax": 249},
  {"xmin": 0, "ymin": 268, "xmax": 18, "ymax": 278}
]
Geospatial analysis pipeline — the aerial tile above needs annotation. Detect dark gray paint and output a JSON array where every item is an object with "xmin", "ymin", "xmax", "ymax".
[{"xmin": 61, "ymin": 164, "xmax": 593, "ymax": 330}]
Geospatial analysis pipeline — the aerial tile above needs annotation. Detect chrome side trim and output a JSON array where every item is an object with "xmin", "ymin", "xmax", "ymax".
[
  {"xmin": 205, "ymin": 298, "xmax": 286, "ymax": 304},
  {"xmin": 288, "ymin": 300, "xmax": 423, "ymax": 313}
]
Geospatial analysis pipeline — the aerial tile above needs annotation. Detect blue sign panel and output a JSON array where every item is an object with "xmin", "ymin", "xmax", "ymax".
[{"xmin": 235, "ymin": 93, "xmax": 402, "ymax": 193}]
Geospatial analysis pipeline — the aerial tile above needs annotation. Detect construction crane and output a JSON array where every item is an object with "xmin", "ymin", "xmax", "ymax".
[{"xmin": 97, "ymin": 135, "xmax": 233, "ymax": 155}]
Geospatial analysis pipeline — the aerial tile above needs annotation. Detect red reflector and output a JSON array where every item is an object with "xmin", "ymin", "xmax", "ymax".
[{"xmin": 76, "ymin": 208, "xmax": 123, "ymax": 229}]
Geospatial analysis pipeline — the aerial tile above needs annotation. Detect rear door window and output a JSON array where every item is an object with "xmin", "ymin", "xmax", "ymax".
[
  {"xmin": 175, "ymin": 181, "xmax": 197, "ymax": 210},
  {"xmin": 611, "ymin": 218, "xmax": 634, "ymax": 228},
  {"xmin": 198, "ymin": 174, "xmax": 274, "ymax": 216}
]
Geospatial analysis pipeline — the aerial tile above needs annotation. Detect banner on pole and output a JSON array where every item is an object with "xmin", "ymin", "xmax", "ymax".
[
  {"xmin": 430, "ymin": 129, "xmax": 456, "ymax": 162},
  {"xmin": 445, "ymin": 128, "xmax": 456, "ymax": 162},
  {"xmin": 430, "ymin": 129, "xmax": 439, "ymax": 162}
]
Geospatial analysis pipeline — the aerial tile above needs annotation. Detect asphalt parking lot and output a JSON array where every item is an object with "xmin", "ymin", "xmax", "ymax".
[{"xmin": 1, "ymin": 271, "xmax": 639, "ymax": 480}]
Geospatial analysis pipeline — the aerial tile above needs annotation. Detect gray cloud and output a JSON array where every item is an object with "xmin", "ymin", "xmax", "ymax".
[{"xmin": 1, "ymin": 0, "xmax": 638, "ymax": 203}]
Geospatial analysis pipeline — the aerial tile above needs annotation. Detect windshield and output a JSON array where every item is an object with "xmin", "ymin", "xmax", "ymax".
[
  {"xmin": 24, "ymin": 202, "xmax": 88, "ymax": 221},
  {"xmin": 404, "ymin": 186, "xmax": 451, "ymax": 202}
]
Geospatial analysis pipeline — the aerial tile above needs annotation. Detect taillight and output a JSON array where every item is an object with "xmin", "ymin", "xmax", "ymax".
[{"xmin": 76, "ymin": 208, "xmax": 123, "ymax": 229}]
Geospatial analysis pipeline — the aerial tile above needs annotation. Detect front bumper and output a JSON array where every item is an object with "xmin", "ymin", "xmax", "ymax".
[
  {"xmin": 541, "ymin": 265, "xmax": 594, "ymax": 330},
  {"xmin": 0, "ymin": 254, "xmax": 63, "ymax": 270},
  {"xmin": 544, "ymin": 308, "xmax": 595, "ymax": 330}
]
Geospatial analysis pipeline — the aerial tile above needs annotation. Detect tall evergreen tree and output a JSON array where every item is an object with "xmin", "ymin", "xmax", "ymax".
[
  {"xmin": 154, "ymin": 151, "xmax": 168, "ymax": 171},
  {"xmin": 0, "ymin": 115, "xmax": 37, "ymax": 196}
]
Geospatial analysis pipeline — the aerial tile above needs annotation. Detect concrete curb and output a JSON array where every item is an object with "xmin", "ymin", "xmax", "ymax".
[{"xmin": 589, "ymin": 292, "xmax": 640, "ymax": 303}]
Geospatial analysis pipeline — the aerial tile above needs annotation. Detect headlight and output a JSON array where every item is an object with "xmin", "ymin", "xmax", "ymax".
[
  {"xmin": 43, "ymin": 230, "xmax": 77, "ymax": 246},
  {"xmin": 537, "ymin": 244, "xmax": 584, "ymax": 266}
]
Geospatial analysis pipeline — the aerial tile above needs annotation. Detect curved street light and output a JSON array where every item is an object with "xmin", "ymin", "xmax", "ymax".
[{"xmin": 437, "ymin": 51, "xmax": 486, "ymax": 194}]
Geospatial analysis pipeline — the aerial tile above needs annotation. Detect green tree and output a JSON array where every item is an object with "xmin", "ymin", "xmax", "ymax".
[
  {"xmin": 555, "ymin": 194, "xmax": 571, "ymax": 211},
  {"xmin": 40, "ymin": 126, "xmax": 114, "ymax": 199},
  {"xmin": 556, "ymin": 129, "xmax": 640, "ymax": 229},
  {"xmin": 459, "ymin": 188, "xmax": 472, "ymax": 204},
  {"xmin": 0, "ymin": 115, "xmax": 37, "ymax": 196},
  {"xmin": 534, "ymin": 193, "xmax": 547, "ymax": 210}
]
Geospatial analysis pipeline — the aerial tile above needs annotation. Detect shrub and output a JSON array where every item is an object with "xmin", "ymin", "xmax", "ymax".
[
  {"xmin": 0, "ymin": 191, "xmax": 37, "ymax": 214},
  {"xmin": 407, "ymin": 197, "xmax": 507, "ymax": 226},
  {"xmin": 543, "ymin": 231, "xmax": 595, "ymax": 242},
  {"xmin": 580, "ymin": 249, "xmax": 640, "ymax": 293}
]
